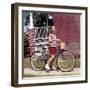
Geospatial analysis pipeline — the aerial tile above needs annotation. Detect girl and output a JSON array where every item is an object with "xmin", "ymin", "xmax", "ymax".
[{"xmin": 45, "ymin": 26, "xmax": 60, "ymax": 71}]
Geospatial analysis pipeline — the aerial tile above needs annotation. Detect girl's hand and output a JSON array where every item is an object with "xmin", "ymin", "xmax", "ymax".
[{"xmin": 57, "ymin": 39, "xmax": 60, "ymax": 42}]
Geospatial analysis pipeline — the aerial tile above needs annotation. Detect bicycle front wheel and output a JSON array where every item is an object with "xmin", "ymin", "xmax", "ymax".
[
  {"xmin": 57, "ymin": 50, "xmax": 76, "ymax": 72},
  {"xmin": 30, "ymin": 52, "xmax": 45, "ymax": 71}
]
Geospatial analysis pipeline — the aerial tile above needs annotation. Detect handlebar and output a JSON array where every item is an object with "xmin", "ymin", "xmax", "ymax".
[{"xmin": 29, "ymin": 44, "xmax": 49, "ymax": 47}]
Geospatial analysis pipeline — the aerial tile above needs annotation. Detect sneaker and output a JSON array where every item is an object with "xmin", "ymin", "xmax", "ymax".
[
  {"xmin": 52, "ymin": 65, "xmax": 57, "ymax": 70},
  {"xmin": 45, "ymin": 64, "xmax": 50, "ymax": 70}
]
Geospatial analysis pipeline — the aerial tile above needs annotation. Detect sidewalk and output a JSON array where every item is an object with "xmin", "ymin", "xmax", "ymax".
[{"xmin": 24, "ymin": 68, "xmax": 80, "ymax": 77}]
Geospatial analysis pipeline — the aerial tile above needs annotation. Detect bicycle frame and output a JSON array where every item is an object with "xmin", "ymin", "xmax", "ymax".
[
  {"xmin": 29, "ymin": 45, "xmax": 48, "ymax": 59},
  {"xmin": 54, "ymin": 47, "xmax": 65, "ymax": 58}
]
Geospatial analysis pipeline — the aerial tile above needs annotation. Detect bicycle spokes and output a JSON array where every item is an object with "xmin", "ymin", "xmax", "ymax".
[
  {"xmin": 57, "ymin": 50, "xmax": 76, "ymax": 72},
  {"xmin": 30, "ymin": 53, "xmax": 45, "ymax": 71}
]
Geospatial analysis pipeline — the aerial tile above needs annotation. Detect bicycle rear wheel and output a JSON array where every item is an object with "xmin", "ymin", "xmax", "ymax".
[
  {"xmin": 57, "ymin": 50, "xmax": 76, "ymax": 72},
  {"xmin": 30, "ymin": 52, "xmax": 45, "ymax": 71}
]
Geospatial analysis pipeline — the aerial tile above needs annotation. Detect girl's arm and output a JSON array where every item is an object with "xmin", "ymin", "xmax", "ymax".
[
  {"xmin": 48, "ymin": 34, "xmax": 53, "ymax": 42},
  {"xmin": 49, "ymin": 34, "xmax": 60, "ymax": 42},
  {"xmin": 56, "ymin": 38, "xmax": 60, "ymax": 42}
]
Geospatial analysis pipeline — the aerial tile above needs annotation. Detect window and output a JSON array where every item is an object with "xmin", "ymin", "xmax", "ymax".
[{"xmin": 23, "ymin": 11, "xmax": 54, "ymax": 52}]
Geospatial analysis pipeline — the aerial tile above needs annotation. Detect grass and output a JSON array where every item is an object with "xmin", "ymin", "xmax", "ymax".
[
  {"xmin": 75, "ymin": 58, "xmax": 80, "ymax": 67},
  {"xmin": 24, "ymin": 57, "xmax": 80, "ymax": 68},
  {"xmin": 24, "ymin": 57, "xmax": 31, "ymax": 68}
]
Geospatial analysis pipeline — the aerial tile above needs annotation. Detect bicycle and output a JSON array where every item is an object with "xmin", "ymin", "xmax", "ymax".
[{"xmin": 30, "ymin": 44, "xmax": 76, "ymax": 72}]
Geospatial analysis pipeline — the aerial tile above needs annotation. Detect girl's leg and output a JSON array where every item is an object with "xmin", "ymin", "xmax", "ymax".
[
  {"xmin": 47, "ymin": 55, "xmax": 55, "ymax": 66},
  {"xmin": 45, "ymin": 55, "xmax": 55, "ymax": 70}
]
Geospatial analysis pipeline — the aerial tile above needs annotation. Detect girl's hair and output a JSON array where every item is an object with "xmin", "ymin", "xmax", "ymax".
[
  {"xmin": 49, "ymin": 26, "xmax": 55, "ymax": 33},
  {"xmin": 49, "ymin": 26, "xmax": 53, "ymax": 34}
]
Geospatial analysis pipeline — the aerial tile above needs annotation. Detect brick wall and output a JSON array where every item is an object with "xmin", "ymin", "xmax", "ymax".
[
  {"xmin": 53, "ymin": 13, "xmax": 80, "ymax": 56},
  {"xmin": 25, "ymin": 29, "xmax": 36, "ymax": 55}
]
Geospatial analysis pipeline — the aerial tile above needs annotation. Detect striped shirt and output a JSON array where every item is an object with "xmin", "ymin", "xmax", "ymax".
[{"xmin": 49, "ymin": 34, "xmax": 57, "ymax": 47}]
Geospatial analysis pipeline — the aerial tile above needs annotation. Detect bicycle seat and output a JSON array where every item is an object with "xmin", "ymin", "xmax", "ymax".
[{"xmin": 42, "ymin": 47, "xmax": 47, "ymax": 50}]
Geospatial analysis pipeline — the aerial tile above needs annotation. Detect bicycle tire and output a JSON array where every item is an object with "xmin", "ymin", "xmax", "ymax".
[
  {"xmin": 30, "ymin": 52, "xmax": 45, "ymax": 71},
  {"xmin": 57, "ymin": 50, "xmax": 76, "ymax": 72}
]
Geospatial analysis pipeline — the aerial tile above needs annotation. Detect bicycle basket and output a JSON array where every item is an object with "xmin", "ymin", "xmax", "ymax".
[{"xmin": 60, "ymin": 41, "xmax": 66, "ymax": 49}]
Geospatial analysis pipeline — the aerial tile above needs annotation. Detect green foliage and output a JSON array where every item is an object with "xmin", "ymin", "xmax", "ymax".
[{"xmin": 24, "ymin": 34, "xmax": 30, "ymax": 57}]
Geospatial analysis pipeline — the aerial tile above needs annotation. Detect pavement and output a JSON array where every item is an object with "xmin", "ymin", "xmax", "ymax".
[{"xmin": 24, "ymin": 68, "xmax": 80, "ymax": 77}]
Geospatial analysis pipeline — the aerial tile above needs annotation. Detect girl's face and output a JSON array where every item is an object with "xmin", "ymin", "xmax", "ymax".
[{"xmin": 52, "ymin": 26, "xmax": 56, "ymax": 34}]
